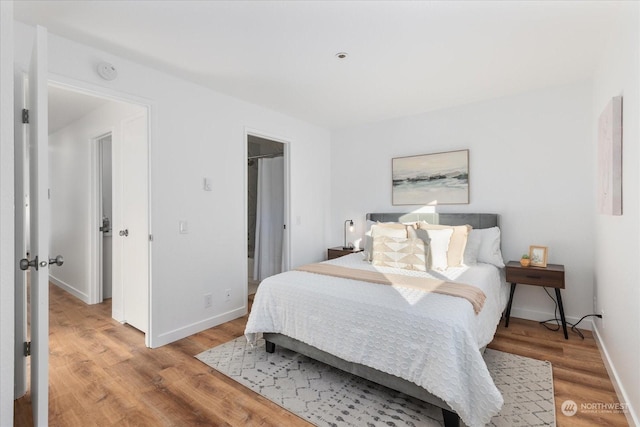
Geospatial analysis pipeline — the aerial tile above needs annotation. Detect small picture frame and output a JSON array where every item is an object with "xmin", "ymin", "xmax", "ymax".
[{"xmin": 529, "ymin": 245, "xmax": 548, "ymax": 268}]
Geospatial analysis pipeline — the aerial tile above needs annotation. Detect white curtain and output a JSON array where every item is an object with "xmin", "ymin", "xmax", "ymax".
[{"xmin": 253, "ymin": 156, "xmax": 284, "ymax": 281}]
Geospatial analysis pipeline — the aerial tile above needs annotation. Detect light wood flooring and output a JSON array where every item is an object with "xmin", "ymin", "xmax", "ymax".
[{"xmin": 14, "ymin": 283, "xmax": 628, "ymax": 426}]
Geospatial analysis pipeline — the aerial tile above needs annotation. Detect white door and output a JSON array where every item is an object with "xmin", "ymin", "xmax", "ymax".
[
  {"xmin": 119, "ymin": 114, "xmax": 149, "ymax": 334},
  {"xmin": 17, "ymin": 25, "xmax": 52, "ymax": 426},
  {"xmin": 13, "ymin": 67, "xmax": 28, "ymax": 400}
]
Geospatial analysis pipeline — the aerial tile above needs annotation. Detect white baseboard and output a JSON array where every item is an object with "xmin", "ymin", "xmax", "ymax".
[
  {"xmin": 150, "ymin": 306, "xmax": 248, "ymax": 348},
  {"xmin": 592, "ymin": 322, "xmax": 639, "ymax": 427},
  {"xmin": 49, "ymin": 274, "xmax": 90, "ymax": 304},
  {"xmin": 509, "ymin": 306, "xmax": 593, "ymax": 331}
]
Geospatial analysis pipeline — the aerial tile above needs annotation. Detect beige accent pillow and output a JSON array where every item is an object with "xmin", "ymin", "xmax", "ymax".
[
  {"xmin": 371, "ymin": 236, "xmax": 427, "ymax": 271},
  {"xmin": 372, "ymin": 222, "xmax": 408, "ymax": 236},
  {"xmin": 417, "ymin": 222, "xmax": 471, "ymax": 267},
  {"xmin": 364, "ymin": 222, "xmax": 409, "ymax": 262}
]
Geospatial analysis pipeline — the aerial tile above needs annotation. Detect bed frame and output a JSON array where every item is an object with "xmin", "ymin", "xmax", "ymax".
[{"xmin": 265, "ymin": 213, "xmax": 499, "ymax": 427}]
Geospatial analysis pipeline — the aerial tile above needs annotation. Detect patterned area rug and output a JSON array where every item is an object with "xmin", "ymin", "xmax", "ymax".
[{"xmin": 196, "ymin": 337, "xmax": 555, "ymax": 426}]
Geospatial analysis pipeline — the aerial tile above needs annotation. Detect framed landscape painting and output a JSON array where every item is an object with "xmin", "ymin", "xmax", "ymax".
[{"xmin": 392, "ymin": 149, "xmax": 469, "ymax": 205}]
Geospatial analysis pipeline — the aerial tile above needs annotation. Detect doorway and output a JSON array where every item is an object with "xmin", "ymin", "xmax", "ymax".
[
  {"xmin": 46, "ymin": 83, "xmax": 150, "ymax": 336},
  {"xmin": 247, "ymin": 134, "xmax": 287, "ymax": 295},
  {"xmin": 97, "ymin": 134, "xmax": 113, "ymax": 300}
]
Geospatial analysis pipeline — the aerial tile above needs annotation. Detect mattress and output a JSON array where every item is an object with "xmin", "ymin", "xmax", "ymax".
[{"xmin": 245, "ymin": 253, "xmax": 510, "ymax": 427}]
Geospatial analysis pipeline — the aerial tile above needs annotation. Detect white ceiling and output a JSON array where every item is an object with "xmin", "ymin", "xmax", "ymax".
[{"xmin": 15, "ymin": 1, "xmax": 623, "ymax": 130}]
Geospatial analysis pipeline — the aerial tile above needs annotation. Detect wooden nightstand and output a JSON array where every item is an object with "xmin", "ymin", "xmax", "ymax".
[
  {"xmin": 327, "ymin": 246, "xmax": 363, "ymax": 260},
  {"xmin": 504, "ymin": 261, "xmax": 568, "ymax": 339}
]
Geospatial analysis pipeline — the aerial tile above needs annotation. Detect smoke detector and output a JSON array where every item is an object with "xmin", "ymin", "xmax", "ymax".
[{"xmin": 97, "ymin": 62, "xmax": 118, "ymax": 81}]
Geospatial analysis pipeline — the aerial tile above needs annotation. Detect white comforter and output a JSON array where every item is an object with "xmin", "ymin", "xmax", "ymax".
[{"xmin": 245, "ymin": 254, "xmax": 509, "ymax": 427}]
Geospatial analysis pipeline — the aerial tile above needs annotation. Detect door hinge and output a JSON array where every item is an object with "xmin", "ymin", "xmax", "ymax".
[
  {"xmin": 22, "ymin": 109, "xmax": 29, "ymax": 124},
  {"xmin": 24, "ymin": 341, "xmax": 31, "ymax": 357},
  {"xmin": 149, "ymin": 234, "xmax": 153, "ymax": 242}
]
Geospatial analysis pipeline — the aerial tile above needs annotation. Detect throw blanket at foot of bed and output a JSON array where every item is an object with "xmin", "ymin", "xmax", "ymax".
[{"xmin": 296, "ymin": 263, "xmax": 486, "ymax": 314}]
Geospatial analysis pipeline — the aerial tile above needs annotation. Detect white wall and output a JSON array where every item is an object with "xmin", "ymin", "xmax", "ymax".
[
  {"xmin": 48, "ymin": 100, "xmax": 144, "ymax": 305},
  {"xmin": 331, "ymin": 82, "xmax": 595, "ymax": 327},
  {"xmin": 592, "ymin": 3, "xmax": 640, "ymax": 425},
  {"xmin": 0, "ymin": 2, "xmax": 14, "ymax": 426},
  {"xmin": 14, "ymin": 22, "xmax": 332, "ymax": 347}
]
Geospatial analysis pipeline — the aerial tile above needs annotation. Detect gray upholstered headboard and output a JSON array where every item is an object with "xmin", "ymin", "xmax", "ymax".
[{"xmin": 366, "ymin": 213, "xmax": 498, "ymax": 229}]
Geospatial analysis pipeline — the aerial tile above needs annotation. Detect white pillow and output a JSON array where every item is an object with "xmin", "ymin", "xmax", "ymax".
[
  {"xmin": 463, "ymin": 230, "xmax": 481, "ymax": 265},
  {"xmin": 362, "ymin": 221, "xmax": 377, "ymax": 261},
  {"xmin": 417, "ymin": 222, "xmax": 471, "ymax": 268},
  {"xmin": 466, "ymin": 227, "xmax": 505, "ymax": 268},
  {"xmin": 424, "ymin": 228, "xmax": 453, "ymax": 271}
]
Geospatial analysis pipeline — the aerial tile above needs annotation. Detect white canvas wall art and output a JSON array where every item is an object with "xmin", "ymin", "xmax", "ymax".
[{"xmin": 597, "ymin": 96, "xmax": 622, "ymax": 215}]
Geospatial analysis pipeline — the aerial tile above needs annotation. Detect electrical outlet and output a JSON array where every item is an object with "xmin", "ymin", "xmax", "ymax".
[
  {"xmin": 204, "ymin": 293, "xmax": 213, "ymax": 309},
  {"xmin": 225, "ymin": 289, "xmax": 231, "ymax": 302}
]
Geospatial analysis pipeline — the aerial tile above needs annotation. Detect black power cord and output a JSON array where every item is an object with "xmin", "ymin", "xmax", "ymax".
[{"xmin": 539, "ymin": 287, "xmax": 602, "ymax": 339}]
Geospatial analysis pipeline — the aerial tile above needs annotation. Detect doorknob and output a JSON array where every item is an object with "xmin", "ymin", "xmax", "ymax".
[
  {"xmin": 49, "ymin": 255, "xmax": 64, "ymax": 266},
  {"xmin": 119, "ymin": 229, "xmax": 129, "ymax": 237},
  {"xmin": 19, "ymin": 256, "xmax": 39, "ymax": 271}
]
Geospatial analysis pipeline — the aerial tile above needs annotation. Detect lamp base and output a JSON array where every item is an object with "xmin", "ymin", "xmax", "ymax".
[{"xmin": 342, "ymin": 245, "xmax": 354, "ymax": 250}]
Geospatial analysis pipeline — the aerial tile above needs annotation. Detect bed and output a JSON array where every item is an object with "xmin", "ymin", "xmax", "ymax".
[{"xmin": 245, "ymin": 213, "xmax": 509, "ymax": 427}]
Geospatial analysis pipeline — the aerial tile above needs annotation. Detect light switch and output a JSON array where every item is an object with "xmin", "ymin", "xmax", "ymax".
[
  {"xmin": 179, "ymin": 220, "xmax": 188, "ymax": 234},
  {"xmin": 204, "ymin": 177, "xmax": 212, "ymax": 191}
]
